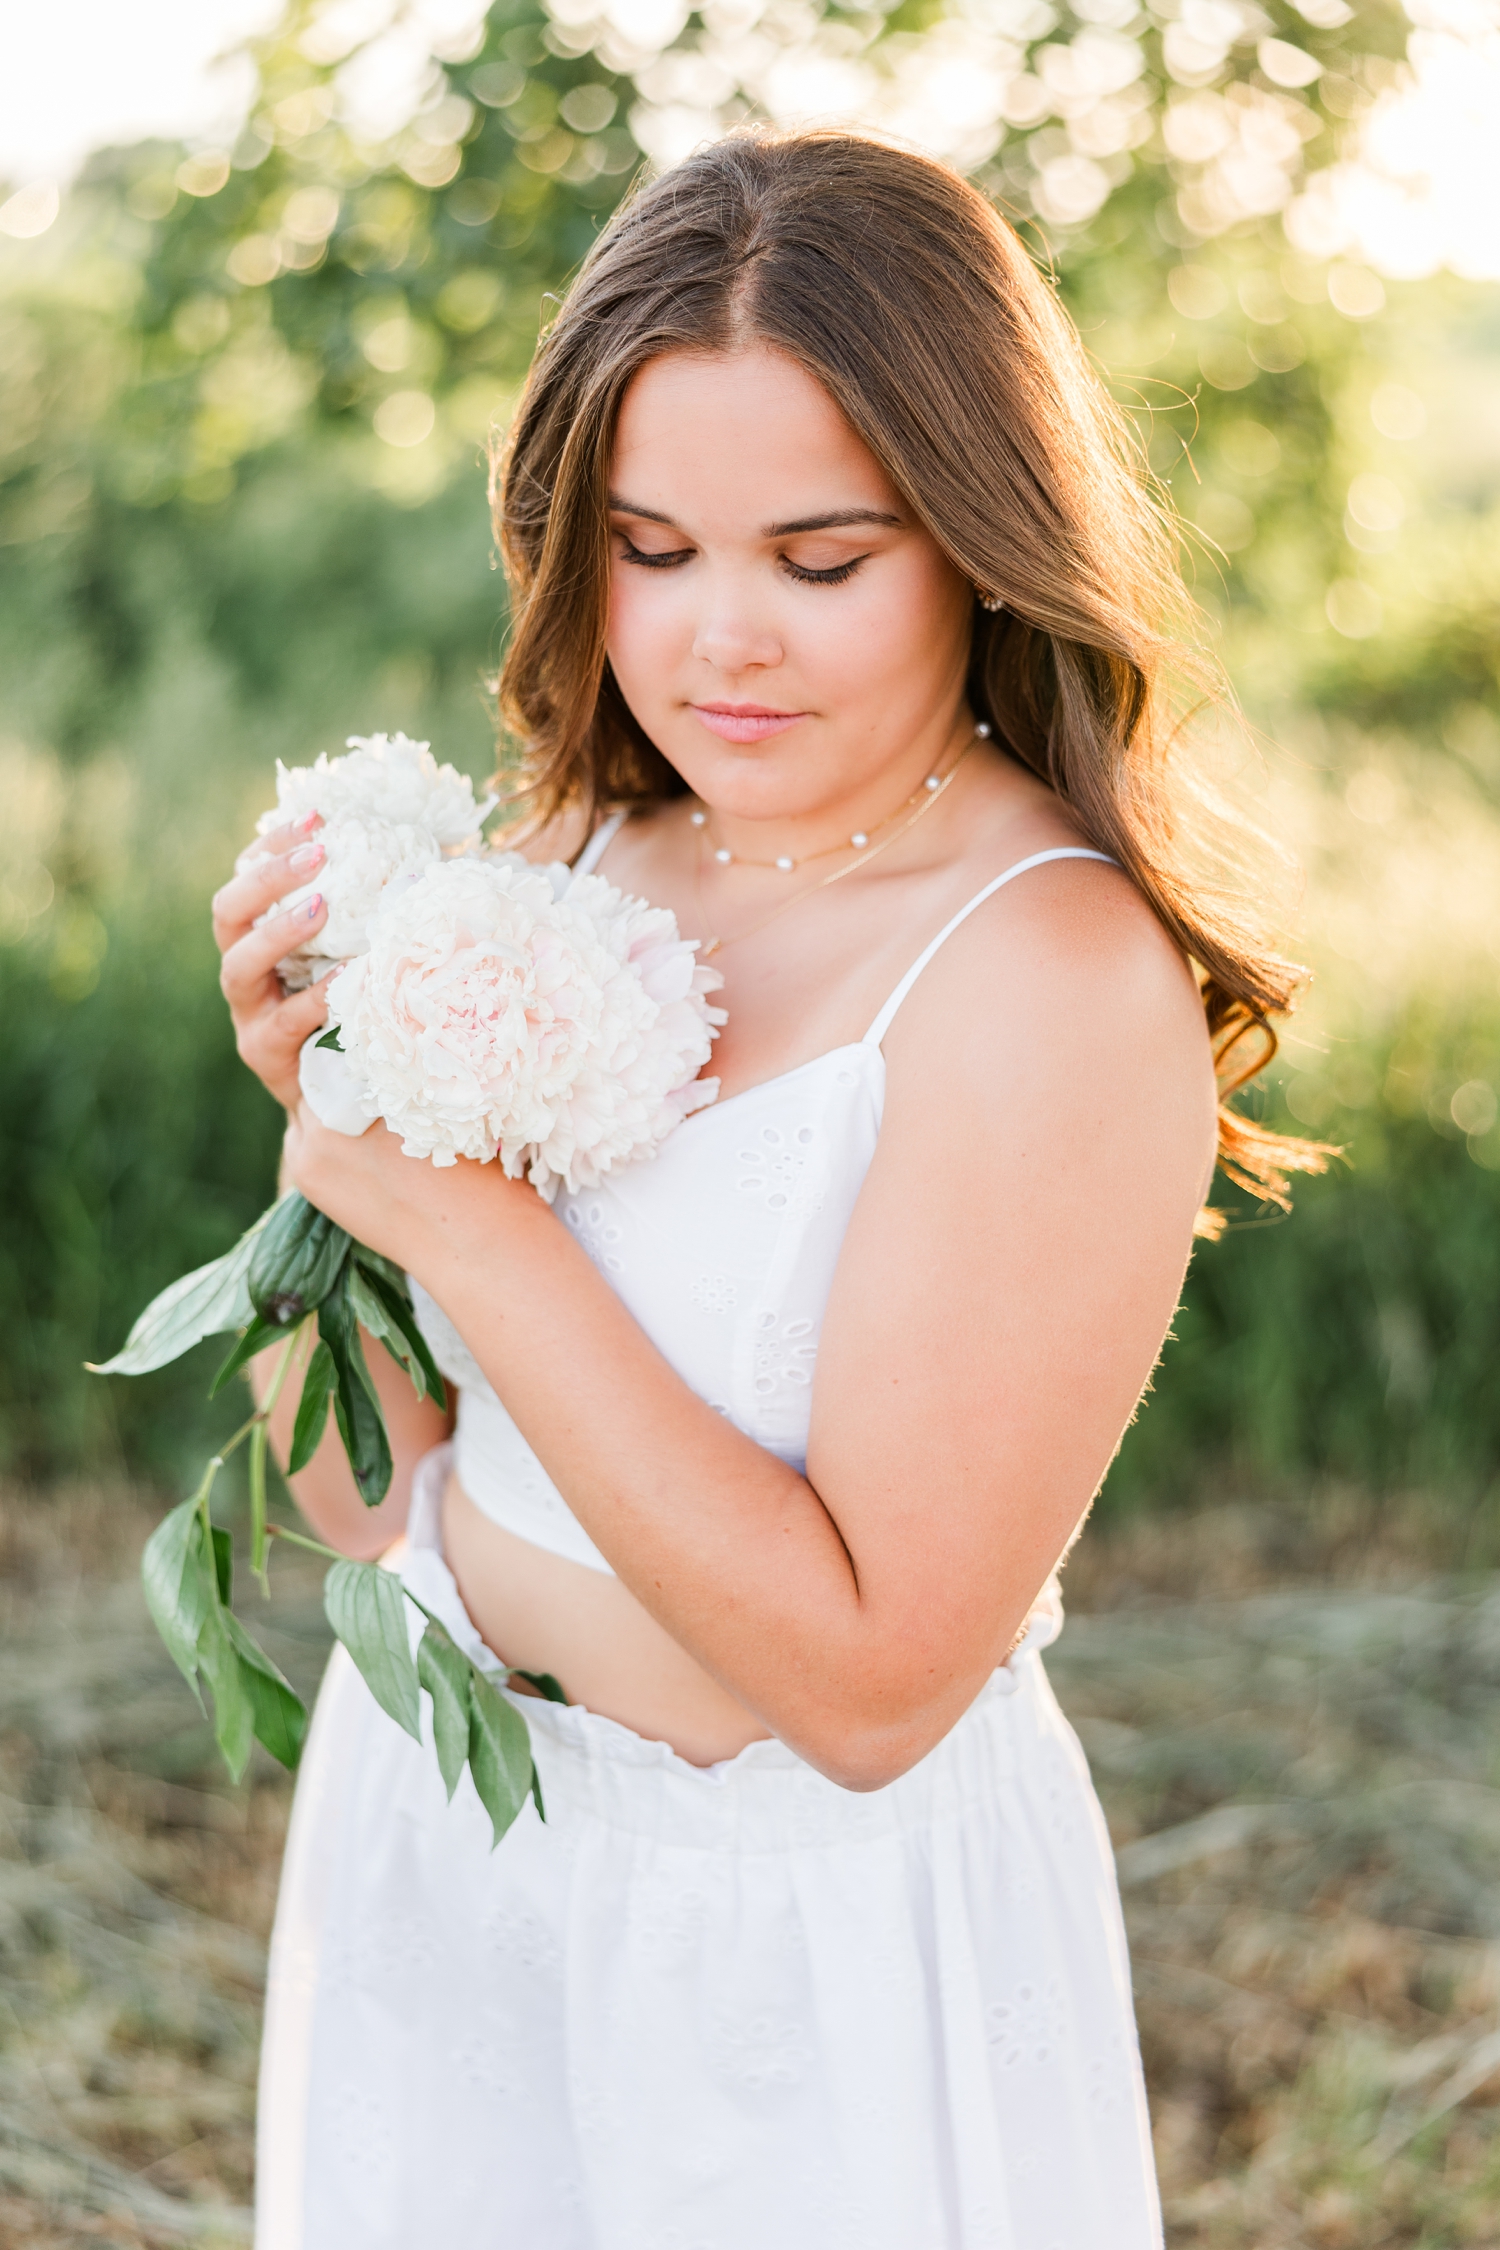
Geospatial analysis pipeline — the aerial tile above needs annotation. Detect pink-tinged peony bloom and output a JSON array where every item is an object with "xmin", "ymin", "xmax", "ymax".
[{"xmin": 303, "ymin": 853, "xmax": 725, "ymax": 1191}]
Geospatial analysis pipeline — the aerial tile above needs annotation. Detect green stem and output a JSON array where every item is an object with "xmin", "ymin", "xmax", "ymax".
[
  {"xmin": 265, "ymin": 1522, "xmax": 344, "ymax": 1563},
  {"xmin": 215, "ymin": 1410, "xmax": 261, "ymax": 1464},
  {"xmin": 192, "ymin": 1452, "xmax": 224, "ymax": 1543},
  {"xmin": 248, "ymin": 1324, "xmax": 306, "ymax": 1594},
  {"xmin": 248, "ymin": 1422, "xmax": 270, "ymax": 1594}
]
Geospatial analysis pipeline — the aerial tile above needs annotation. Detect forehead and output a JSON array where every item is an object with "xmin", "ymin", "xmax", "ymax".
[{"xmin": 610, "ymin": 346, "xmax": 902, "ymax": 523}]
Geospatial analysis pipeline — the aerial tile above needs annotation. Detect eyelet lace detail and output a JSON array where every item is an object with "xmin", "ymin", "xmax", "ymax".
[
  {"xmin": 563, "ymin": 1197, "xmax": 625, "ymax": 1273},
  {"xmin": 708, "ymin": 2008, "xmax": 815, "ymax": 2091},
  {"xmin": 690, "ymin": 1274, "xmax": 739, "ymax": 1312},
  {"xmin": 735, "ymin": 1123, "xmax": 824, "ymax": 1218},
  {"xmin": 753, "ymin": 1312, "xmax": 817, "ymax": 1395},
  {"xmin": 986, "ymin": 1978, "xmax": 1067, "ymax": 2071}
]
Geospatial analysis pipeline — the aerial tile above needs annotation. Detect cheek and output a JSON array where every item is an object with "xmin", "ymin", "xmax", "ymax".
[
  {"xmin": 606, "ymin": 570, "xmax": 686, "ymax": 700},
  {"xmin": 814, "ymin": 556, "xmax": 969, "ymax": 700}
]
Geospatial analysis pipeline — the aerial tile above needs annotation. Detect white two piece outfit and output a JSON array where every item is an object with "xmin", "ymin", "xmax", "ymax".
[{"xmin": 256, "ymin": 828, "xmax": 1165, "ymax": 2250}]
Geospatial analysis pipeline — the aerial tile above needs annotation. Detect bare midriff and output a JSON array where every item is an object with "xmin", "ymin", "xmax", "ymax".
[{"xmin": 440, "ymin": 1469, "xmax": 775, "ymax": 1768}]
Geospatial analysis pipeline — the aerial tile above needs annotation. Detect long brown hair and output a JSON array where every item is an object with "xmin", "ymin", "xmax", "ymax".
[{"xmin": 492, "ymin": 126, "xmax": 1324, "ymax": 1220}]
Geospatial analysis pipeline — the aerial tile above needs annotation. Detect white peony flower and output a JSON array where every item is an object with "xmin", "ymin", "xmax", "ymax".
[
  {"xmin": 253, "ymin": 732, "xmax": 495, "ymax": 991},
  {"xmin": 300, "ymin": 851, "xmax": 725, "ymax": 1191},
  {"xmin": 274, "ymin": 817, "xmax": 442, "ymax": 991},
  {"xmin": 298, "ymin": 1029, "xmax": 382, "ymax": 1135},
  {"xmin": 526, "ymin": 867, "xmax": 728, "ymax": 1198},
  {"xmin": 258, "ymin": 731, "xmax": 495, "ymax": 847}
]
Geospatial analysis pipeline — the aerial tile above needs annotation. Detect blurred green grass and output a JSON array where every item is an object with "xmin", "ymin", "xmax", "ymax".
[{"xmin": 1, "ymin": 0, "xmax": 1497, "ymax": 1516}]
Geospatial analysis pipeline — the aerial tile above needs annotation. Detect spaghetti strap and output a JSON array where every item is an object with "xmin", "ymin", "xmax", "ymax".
[
  {"xmin": 572, "ymin": 809, "xmax": 626, "ymax": 876},
  {"xmin": 862, "ymin": 846, "xmax": 1117, "ymax": 1047}
]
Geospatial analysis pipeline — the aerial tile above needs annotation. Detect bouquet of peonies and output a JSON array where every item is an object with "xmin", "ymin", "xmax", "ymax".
[{"xmin": 91, "ymin": 732, "xmax": 723, "ymax": 1843}]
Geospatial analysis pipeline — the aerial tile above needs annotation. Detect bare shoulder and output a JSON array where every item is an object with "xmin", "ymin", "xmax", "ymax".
[
  {"xmin": 992, "ymin": 853, "xmax": 1203, "ymax": 1032},
  {"xmin": 882, "ymin": 851, "xmax": 1216, "ymax": 1169}
]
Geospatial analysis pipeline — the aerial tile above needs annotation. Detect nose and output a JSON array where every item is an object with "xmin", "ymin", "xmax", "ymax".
[{"xmin": 690, "ymin": 579, "xmax": 784, "ymax": 676}]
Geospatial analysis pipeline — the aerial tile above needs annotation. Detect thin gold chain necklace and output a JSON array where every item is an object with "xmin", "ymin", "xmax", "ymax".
[{"xmin": 694, "ymin": 727, "xmax": 984, "ymax": 960}]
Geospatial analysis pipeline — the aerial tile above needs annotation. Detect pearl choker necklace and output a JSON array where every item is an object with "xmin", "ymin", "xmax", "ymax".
[
  {"xmin": 691, "ymin": 722, "xmax": 991, "ymax": 873},
  {"xmin": 692, "ymin": 725, "xmax": 988, "ymax": 959}
]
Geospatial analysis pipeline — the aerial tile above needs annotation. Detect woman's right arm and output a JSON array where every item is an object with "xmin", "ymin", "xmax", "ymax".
[{"xmin": 214, "ymin": 813, "xmax": 452, "ymax": 1561}]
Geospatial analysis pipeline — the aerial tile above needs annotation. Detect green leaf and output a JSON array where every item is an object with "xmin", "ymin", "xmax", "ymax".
[
  {"xmin": 141, "ymin": 1500, "xmax": 213, "ymax": 1701},
  {"xmin": 195, "ymin": 1603, "xmax": 255, "ymax": 1782},
  {"xmin": 330, "ymin": 1369, "xmax": 392, "ymax": 1507},
  {"xmin": 287, "ymin": 1339, "xmax": 336, "ymax": 1473},
  {"xmin": 209, "ymin": 1315, "xmax": 284, "ymax": 1398},
  {"xmin": 512, "ymin": 1668, "xmax": 567, "ymax": 1705},
  {"xmin": 348, "ymin": 1262, "xmax": 446, "ymax": 1406},
  {"xmin": 466, "ymin": 1665, "xmax": 535, "ymax": 1848},
  {"xmin": 320, "ymin": 1283, "xmax": 393, "ymax": 1505},
  {"xmin": 351, "ymin": 1247, "xmax": 408, "ymax": 1292},
  {"xmin": 315, "ymin": 1026, "xmax": 343, "ymax": 1050},
  {"xmin": 324, "ymin": 1559, "xmax": 420, "ymax": 1739},
  {"xmin": 530, "ymin": 1762, "xmax": 546, "ymax": 1822},
  {"xmin": 87, "ymin": 1206, "xmax": 277, "ymax": 1377},
  {"xmin": 249, "ymin": 1191, "xmax": 351, "ymax": 1328},
  {"xmin": 417, "ymin": 1622, "xmax": 471, "ymax": 1801},
  {"xmin": 221, "ymin": 1609, "xmax": 308, "ymax": 1770},
  {"xmin": 210, "ymin": 1524, "xmax": 233, "ymax": 1608}
]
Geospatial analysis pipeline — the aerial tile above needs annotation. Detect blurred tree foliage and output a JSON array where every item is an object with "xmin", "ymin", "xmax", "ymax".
[{"xmin": 1, "ymin": 0, "xmax": 1496, "ymax": 1502}]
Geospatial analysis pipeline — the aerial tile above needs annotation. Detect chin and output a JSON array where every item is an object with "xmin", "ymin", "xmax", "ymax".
[{"xmin": 666, "ymin": 734, "xmax": 846, "ymax": 819}]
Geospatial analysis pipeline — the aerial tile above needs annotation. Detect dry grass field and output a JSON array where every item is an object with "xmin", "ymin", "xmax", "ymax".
[{"xmin": 2, "ymin": 1483, "xmax": 1499, "ymax": 2248}]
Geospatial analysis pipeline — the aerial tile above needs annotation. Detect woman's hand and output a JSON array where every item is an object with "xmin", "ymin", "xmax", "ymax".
[
  {"xmin": 212, "ymin": 813, "xmax": 332, "ymax": 1109},
  {"xmin": 212, "ymin": 811, "xmax": 542, "ymax": 1269},
  {"xmin": 280, "ymin": 1103, "xmax": 534, "ymax": 1276}
]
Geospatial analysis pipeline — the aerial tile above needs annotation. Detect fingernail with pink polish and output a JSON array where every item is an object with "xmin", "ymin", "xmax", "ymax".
[
  {"xmin": 295, "ymin": 810, "xmax": 322, "ymax": 834},
  {"xmin": 305, "ymin": 893, "xmax": 324, "ymax": 919},
  {"xmin": 289, "ymin": 841, "xmax": 324, "ymax": 873}
]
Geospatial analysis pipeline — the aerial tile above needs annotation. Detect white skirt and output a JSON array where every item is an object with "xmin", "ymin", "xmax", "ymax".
[{"xmin": 256, "ymin": 1451, "xmax": 1162, "ymax": 2250}]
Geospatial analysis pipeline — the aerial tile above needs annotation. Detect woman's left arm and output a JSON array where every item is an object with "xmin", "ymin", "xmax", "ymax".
[{"xmin": 286, "ymin": 866, "xmax": 1216, "ymax": 1790}]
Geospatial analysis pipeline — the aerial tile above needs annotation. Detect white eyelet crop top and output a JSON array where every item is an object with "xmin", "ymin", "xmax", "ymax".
[{"xmin": 410, "ymin": 823, "xmax": 1115, "ymax": 1575}]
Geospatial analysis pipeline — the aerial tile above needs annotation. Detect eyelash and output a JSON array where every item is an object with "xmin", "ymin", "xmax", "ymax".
[
  {"xmin": 618, "ymin": 541, "xmax": 693, "ymax": 570},
  {"xmin": 784, "ymin": 555, "xmax": 868, "ymax": 586},
  {"xmin": 616, "ymin": 540, "xmax": 870, "ymax": 587}
]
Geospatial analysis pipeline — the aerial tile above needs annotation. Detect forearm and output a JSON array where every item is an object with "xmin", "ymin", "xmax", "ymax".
[{"xmin": 406, "ymin": 1186, "xmax": 952, "ymax": 1782}]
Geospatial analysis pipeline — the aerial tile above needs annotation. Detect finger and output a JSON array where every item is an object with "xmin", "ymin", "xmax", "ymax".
[
  {"xmin": 235, "ymin": 811, "xmax": 322, "ymax": 871},
  {"xmin": 220, "ymin": 892, "xmax": 329, "ymax": 1011},
  {"xmin": 231, "ymin": 971, "xmax": 335, "ymax": 1110},
  {"xmin": 212, "ymin": 837, "xmax": 327, "ymax": 953},
  {"xmin": 239, "ymin": 979, "xmax": 334, "ymax": 1081}
]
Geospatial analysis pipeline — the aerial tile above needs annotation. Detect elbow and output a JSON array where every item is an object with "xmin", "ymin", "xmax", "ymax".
[
  {"xmin": 791, "ymin": 1707, "xmax": 949, "ymax": 1796},
  {"xmin": 763, "ymin": 1638, "xmax": 1005, "ymax": 1794},
  {"xmin": 779, "ymin": 1646, "xmax": 1005, "ymax": 1791}
]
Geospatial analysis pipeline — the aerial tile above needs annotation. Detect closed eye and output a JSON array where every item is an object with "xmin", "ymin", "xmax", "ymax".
[
  {"xmin": 618, "ymin": 538, "xmax": 694, "ymax": 569},
  {"xmin": 782, "ymin": 553, "xmax": 871, "ymax": 586},
  {"xmin": 615, "ymin": 539, "xmax": 873, "ymax": 583}
]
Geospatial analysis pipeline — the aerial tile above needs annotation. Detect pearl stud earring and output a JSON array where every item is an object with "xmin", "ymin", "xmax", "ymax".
[{"xmin": 976, "ymin": 588, "xmax": 1005, "ymax": 614}]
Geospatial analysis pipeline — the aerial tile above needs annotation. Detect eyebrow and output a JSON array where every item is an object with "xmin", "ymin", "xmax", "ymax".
[
  {"xmin": 607, "ymin": 495, "xmax": 903, "ymax": 538},
  {"xmin": 765, "ymin": 507, "xmax": 904, "ymax": 536}
]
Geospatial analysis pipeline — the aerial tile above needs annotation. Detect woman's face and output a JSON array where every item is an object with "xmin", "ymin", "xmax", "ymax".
[{"xmin": 606, "ymin": 346, "xmax": 974, "ymax": 826}]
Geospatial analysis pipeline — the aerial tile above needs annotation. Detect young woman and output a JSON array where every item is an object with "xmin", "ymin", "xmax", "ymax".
[{"xmin": 218, "ymin": 130, "xmax": 1311, "ymax": 2248}]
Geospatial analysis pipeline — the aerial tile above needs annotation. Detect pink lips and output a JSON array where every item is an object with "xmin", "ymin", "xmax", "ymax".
[{"xmin": 691, "ymin": 703, "xmax": 807, "ymax": 744}]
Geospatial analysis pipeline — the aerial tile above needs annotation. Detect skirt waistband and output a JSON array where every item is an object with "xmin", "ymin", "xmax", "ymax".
[{"xmin": 389, "ymin": 1443, "xmax": 1063, "ymax": 1852}]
